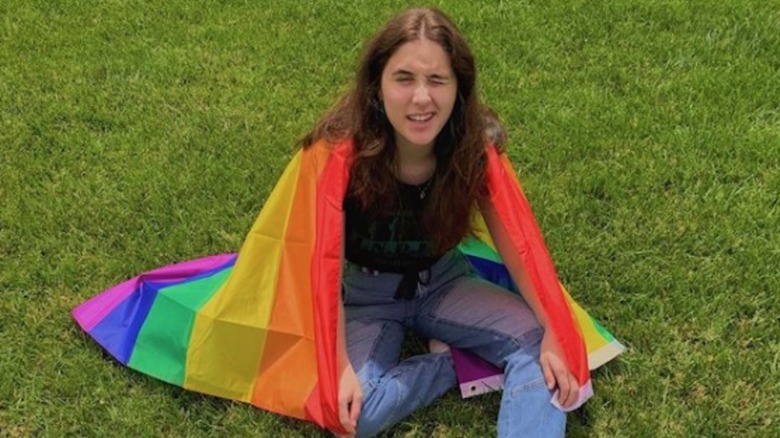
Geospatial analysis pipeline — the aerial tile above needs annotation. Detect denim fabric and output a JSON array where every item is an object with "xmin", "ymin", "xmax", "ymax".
[{"xmin": 342, "ymin": 250, "xmax": 566, "ymax": 437}]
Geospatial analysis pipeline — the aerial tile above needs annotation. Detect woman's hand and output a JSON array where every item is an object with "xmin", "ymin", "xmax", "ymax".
[
  {"xmin": 539, "ymin": 330, "xmax": 579, "ymax": 408},
  {"xmin": 337, "ymin": 364, "xmax": 363, "ymax": 438}
]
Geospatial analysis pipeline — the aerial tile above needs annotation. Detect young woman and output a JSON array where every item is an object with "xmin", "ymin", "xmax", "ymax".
[
  {"xmin": 301, "ymin": 7, "xmax": 578, "ymax": 437},
  {"xmin": 74, "ymin": 6, "xmax": 612, "ymax": 438}
]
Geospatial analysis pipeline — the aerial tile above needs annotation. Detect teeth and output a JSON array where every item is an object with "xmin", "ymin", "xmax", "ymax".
[{"xmin": 409, "ymin": 114, "xmax": 433, "ymax": 122}]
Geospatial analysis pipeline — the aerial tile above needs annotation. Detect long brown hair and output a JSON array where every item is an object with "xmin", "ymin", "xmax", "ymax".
[{"xmin": 300, "ymin": 7, "xmax": 506, "ymax": 253}]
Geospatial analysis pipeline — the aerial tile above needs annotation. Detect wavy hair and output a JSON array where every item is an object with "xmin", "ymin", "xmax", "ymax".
[{"xmin": 300, "ymin": 7, "xmax": 506, "ymax": 253}]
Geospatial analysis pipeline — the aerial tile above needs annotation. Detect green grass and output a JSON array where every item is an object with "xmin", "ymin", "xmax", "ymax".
[{"xmin": 2, "ymin": 0, "xmax": 779, "ymax": 436}]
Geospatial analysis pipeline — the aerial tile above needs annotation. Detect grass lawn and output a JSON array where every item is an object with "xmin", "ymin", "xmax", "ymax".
[{"xmin": 2, "ymin": 0, "xmax": 778, "ymax": 436}]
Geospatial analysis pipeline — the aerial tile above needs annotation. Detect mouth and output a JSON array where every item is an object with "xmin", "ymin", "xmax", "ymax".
[{"xmin": 407, "ymin": 112, "xmax": 435, "ymax": 123}]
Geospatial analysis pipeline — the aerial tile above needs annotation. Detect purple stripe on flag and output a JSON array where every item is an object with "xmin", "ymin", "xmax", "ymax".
[
  {"xmin": 451, "ymin": 347, "xmax": 504, "ymax": 398},
  {"xmin": 72, "ymin": 253, "xmax": 236, "ymax": 332}
]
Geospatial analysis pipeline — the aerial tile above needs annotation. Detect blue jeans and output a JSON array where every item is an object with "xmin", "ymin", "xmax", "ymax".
[{"xmin": 342, "ymin": 250, "xmax": 566, "ymax": 437}]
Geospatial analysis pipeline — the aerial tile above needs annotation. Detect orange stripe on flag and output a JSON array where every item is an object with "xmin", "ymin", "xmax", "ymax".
[{"xmin": 251, "ymin": 144, "xmax": 329, "ymax": 419}]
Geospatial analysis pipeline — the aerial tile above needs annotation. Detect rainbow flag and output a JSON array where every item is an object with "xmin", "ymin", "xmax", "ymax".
[{"xmin": 72, "ymin": 139, "xmax": 623, "ymax": 433}]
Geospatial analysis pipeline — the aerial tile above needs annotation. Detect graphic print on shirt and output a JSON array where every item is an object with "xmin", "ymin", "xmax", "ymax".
[{"xmin": 344, "ymin": 182, "xmax": 438, "ymax": 272}]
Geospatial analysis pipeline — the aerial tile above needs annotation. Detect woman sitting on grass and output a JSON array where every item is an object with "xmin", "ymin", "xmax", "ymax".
[{"xmin": 301, "ymin": 7, "xmax": 579, "ymax": 437}]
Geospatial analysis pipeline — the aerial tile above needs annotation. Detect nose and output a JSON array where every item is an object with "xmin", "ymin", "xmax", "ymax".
[{"xmin": 412, "ymin": 83, "xmax": 431, "ymax": 105}]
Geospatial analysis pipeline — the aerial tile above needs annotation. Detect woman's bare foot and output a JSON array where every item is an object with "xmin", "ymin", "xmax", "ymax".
[{"xmin": 428, "ymin": 338, "xmax": 450, "ymax": 354}]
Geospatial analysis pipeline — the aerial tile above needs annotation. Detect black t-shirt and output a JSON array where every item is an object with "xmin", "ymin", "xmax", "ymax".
[{"xmin": 344, "ymin": 180, "xmax": 439, "ymax": 273}]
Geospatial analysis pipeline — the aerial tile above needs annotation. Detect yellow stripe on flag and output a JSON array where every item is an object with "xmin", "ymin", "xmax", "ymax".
[{"xmin": 185, "ymin": 152, "xmax": 303, "ymax": 401}]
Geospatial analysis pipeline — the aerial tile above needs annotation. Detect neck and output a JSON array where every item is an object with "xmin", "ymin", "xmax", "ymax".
[{"xmin": 395, "ymin": 148, "xmax": 436, "ymax": 185}]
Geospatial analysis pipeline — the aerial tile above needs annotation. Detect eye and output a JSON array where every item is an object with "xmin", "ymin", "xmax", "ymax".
[
  {"xmin": 396, "ymin": 76, "xmax": 413, "ymax": 83},
  {"xmin": 429, "ymin": 76, "xmax": 448, "ymax": 86}
]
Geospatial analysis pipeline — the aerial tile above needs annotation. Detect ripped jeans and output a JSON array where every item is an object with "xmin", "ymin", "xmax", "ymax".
[{"xmin": 342, "ymin": 250, "xmax": 566, "ymax": 437}]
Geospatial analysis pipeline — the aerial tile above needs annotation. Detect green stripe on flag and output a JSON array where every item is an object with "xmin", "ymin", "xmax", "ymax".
[
  {"xmin": 458, "ymin": 237, "xmax": 503, "ymax": 263},
  {"xmin": 589, "ymin": 314, "xmax": 616, "ymax": 342},
  {"xmin": 129, "ymin": 267, "xmax": 233, "ymax": 385}
]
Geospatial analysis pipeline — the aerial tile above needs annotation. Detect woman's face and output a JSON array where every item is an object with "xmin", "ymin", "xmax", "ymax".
[{"xmin": 380, "ymin": 38, "xmax": 458, "ymax": 154}]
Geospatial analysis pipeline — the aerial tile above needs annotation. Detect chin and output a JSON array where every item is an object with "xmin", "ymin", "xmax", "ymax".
[{"xmin": 402, "ymin": 132, "xmax": 440, "ymax": 149}]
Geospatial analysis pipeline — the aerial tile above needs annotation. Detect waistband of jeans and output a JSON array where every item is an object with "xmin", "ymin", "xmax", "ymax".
[{"xmin": 347, "ymin": 256, "xmax": 441, "ymax": 277}]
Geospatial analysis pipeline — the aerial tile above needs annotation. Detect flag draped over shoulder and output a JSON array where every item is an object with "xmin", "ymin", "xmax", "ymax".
[{"xmin": 72, "ymin": 139, "xmax": 623, "ymax": 432}]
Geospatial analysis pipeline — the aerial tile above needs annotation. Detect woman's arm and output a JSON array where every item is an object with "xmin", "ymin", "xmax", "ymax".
[
  {"xmin": 479, "ymin": 199, "xmax": 579, "ymax": 408},
  {"xmin": 336, "ymin": 294, "xmax": 362, "ymax": 437}
]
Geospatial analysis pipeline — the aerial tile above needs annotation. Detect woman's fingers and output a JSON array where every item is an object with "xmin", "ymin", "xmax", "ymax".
[
  {"xmin": 551, "ymin": 361, "xmax": 570, "ymax": 405},
  {"xmin": 542, "ymin": 352, "xmax": 580, "ymax": 408},
  {"xmin": 540, "ymin": 355, "xmax": 556, "ymax": 390},
  {"xmin": 339, "ymin": 393, "xmax": 357, "ymax": 437},
  {"xmin": 349, "ymin": 390, "xmax": 363, "ymax": 427},
  {"xmin": 555, "ymin": 366, "xmax": 579, "ymax": 408},
  {"xmin": 566, "ymin": 372, "xmax": 580, "ymax": 407},
  {"xmin": 337, "ymin": 364, "xmax": 362, "ymax": 437},
  {"xmin": 540, "ymin": 332, "xmax": 581, "ymax": 408}
]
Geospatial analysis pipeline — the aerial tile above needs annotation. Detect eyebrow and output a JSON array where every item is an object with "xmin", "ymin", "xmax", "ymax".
[
  {"xmin": 391, "ymin": 69, "xmax": 415, "ymax": 77},
  {"xmin": 390, "ymin": 69, "xmax": 451, "ymax": 80}
]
